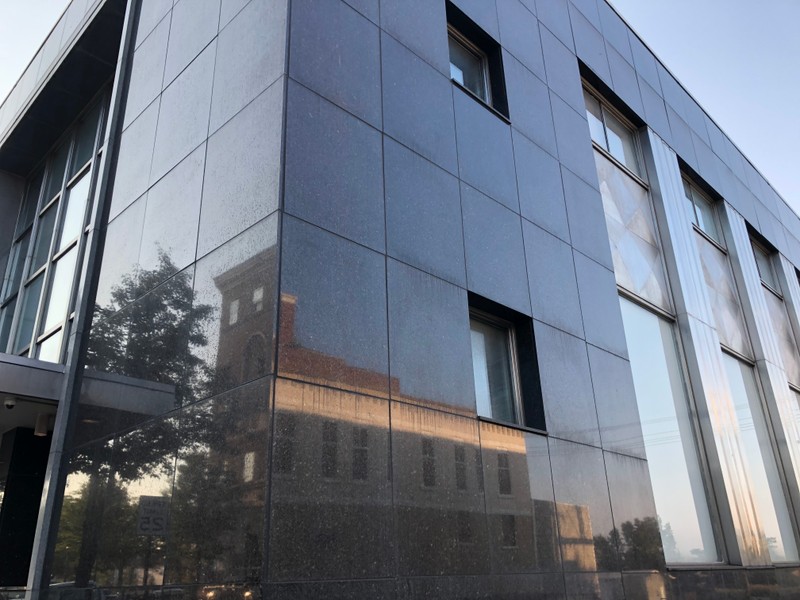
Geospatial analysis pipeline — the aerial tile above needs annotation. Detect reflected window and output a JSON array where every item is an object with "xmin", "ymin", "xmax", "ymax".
[
  {"xmin": 242, "ymin": 334, "xmax": 267, "ymax": 381},
  {"xmin": 0, "ymin": 96, "xmax": 106, "ymax": 362},
  {"xmin": 584, "ymin": 88, "xmax": 642, "ymax": 177},
  {"xmin": 752, "ymin": 239, "xmax": 780, "ymax": 292},
  {"xmin": 321, "ymin": 421, "xmax": 338, "ymax": 478},
  {"xmin": 275, "ymin": 413, "xmax": 296, "ymax": 474},
  {"xmin": 352, "ymin": 427, "xmax": 368, "ymax": 481},
  {"xmin": 470, "ymin": 312, "xmax": 521, "ymax": 424},
  {"xmin": 620, "ymin": 297, "xmax": 720, "ymax": 564},
  {"xmin": 454, "ymin": 445, "xmax": 467, "ymax": 490},
  {"xmin": 252, "ymin": 286, "xmax": 264, "ymax": 312},
  {"xmin": 497, "ymin": 452, "xmax": 512, "ymax": 495},
  {"xmin": 229, "ymin": 298, "xmax": 240, "ymax": 325},
  {"xmin": 501, "ymin": 514, "xmax": 517, "ymax": 547},
  {"xmin": 243, "ymin": 451, "xmax": 255, "ymax": 482},
  {"xmin": 723, "ymin": 353, "xmax": 799, "ymax": 563},
  {"xmin": 683, "ymin": 178, "xmax": 722, "ymax": 244},
  {"xmin": 422, "ymin": 438, "xmax": 436, "ymax": 487},
  {"xmin": 457, "ymin": 510, "xmax": 473, "ymax": 543}
]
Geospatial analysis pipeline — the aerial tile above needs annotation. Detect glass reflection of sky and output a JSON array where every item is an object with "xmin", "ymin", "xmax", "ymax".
[{"xmin": 620, "ymin": 298, "xmax": 718, "ymax": 563}]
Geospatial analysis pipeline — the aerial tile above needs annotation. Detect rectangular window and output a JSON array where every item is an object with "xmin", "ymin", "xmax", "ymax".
[
  {"xmin": 446, "ymin": 1, "xmax": 508, "ymax": 117},
  {"xmin": 228, "ymin": 298, "xmax": 240, "ymax": 325},
  {"xmin": 723, "ymin": 353, "xmax": 799, "ymax": 563},
  {"xmin": 620, "ymin": 297, "xmax": 720, "ymax": 564},
  {"xmin": 422, "ymin": 438, "xmax": 436, "ymax": 487},
  {"xmin": 497, "ymin": 452, "xmax": 512, "ymax": 495},
  {"xmin": 683, "ymin": 178, "xmax": 722, "ymax": 244},
  {"xmin": 243, "ymin": 451, "xmax": 255, "ymax": 482},
  {"xmin": 454, "ymin": 445, "xmax": 467, "ymax": 490},
  {"xmin": 470, "ymin": 313, "xmax": 521, "ymax": 423},
  {"xmin": 584, "ymin": 88, "xmax": 642, "ymax": 177},
  {"xmin": 352, "ymin": 427, "xmax": 368, "ymax": 481},
  {"xmin": 321, "ymin": 421, "xmax": 338, "ymax": 478},
  {"xmin": 752, "ymin": 240, "xmax": 780, "ymax": 292}
]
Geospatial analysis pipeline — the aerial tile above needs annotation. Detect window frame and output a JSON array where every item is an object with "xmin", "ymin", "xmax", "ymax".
[
  {"xmin": 448, "ymin": 25, "xmax": 492, "ymax": 105},
  {"xmin": 583, "ymin": 85, "xmax": 645, "ymax": 182},
  {"xmin": 751, "ymin": 238, "xmax": 781, "ymax": 295},
  {"xmin": 469, "ymin": 308, "xmax": 525, "ymax": 427},
  {"xmin": 683, "ymin": 176, "xmax": 724, "ymax": 247}
]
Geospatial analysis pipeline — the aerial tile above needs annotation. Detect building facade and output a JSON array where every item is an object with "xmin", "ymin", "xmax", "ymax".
[{"xmin": 2, "ymin": 0, "xmax": 800, "ymax": 598}]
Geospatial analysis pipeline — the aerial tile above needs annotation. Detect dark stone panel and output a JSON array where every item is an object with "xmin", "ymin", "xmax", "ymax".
[
  {"xmin": 628, "ymin": 33, "xmax": 660, "ymax": 93},
  {"xmin": 343, "ymin": 0, "xmax": 379, "ymax": 24},
  {"xmin": 449, "ymin": 0, "xmax": 500, "ymax": 39},
  {"xmin": 683, "ymin": 97, "xmax": 711, "ymax": 147},
  {"xmin": 398, "ymin": 573, "xmax": 567, "ymax": 599},
  {"xmin": 597, "ymin": 0, "xmax": 632, "ymax": 65},
  {"xmin": 549, "ymin": 437, "xmax": 618, "ymax": 571},
  {"xmin": 165, "ymin": 377, "xmax": 272, "ymax": 583},
  {"xmin": 513, "ymin": 131, "xmax": 569, "ymax": 242},
  {"xmin": 109, "ymin": 99, "xmax": 159, "ymax": 221},
  {"xmin": 604, "ymin": 452, "xmax": 665, "ymax": 571},
  {"xmin": 666, "ymin": 105, "xmax": 698, "ymax": 169},
  {"xmin": 621, "ymin": 573, "xmax": 670, "ymax": 600},
  {"xmin": 139, "ymin": 143, "xmax": 204, "ymax": 278},
  {"xmin": 163, "ymin": 0, "xmax": 221, "ymax": 86},
  {"xmin": 691, "ymin": 133, "xmax": 722, "ymax": 193},
  {"xmin": 284, "ymin": 81, "xmax": 385, "ymax": 252},
  {"xmin": 667, "ymin": 569, "xmax": 749, "ymax": 600},
  {"xmin": 269, "ymin": 379, "xmax": 393, "ymax": 580},
  {"xmin": 638, "ymin": 76, "xmax": 671, "ymax": 145},
  {"xmin": 656, "ymin": 63, "xmax": 687, "ymax": 122},
  {"xmin": 573, "ymin": 252, "xmax": 628, "ymax": 358},
  {"xmin": 533, "ymin": 321, "xmax": 600, "ymax": 447},
  {"xmin": 81, "ymin": 266, "xmax": 196, "ymax": 443},
  {"xmin": 562, "ymin": 167, "xmax": 613, "ymax": 270},
  {"xmin": 392, "ymin": 402, "xmax": 490, "ymax": 576},
  {"xmin": 536, "ymin": 0, "xmax": 573, "ymax": 50},
  {"xmin": 586, "ymin": 346, "xmax": 645, "ymax": 458},
  {"xmin": 290, "ymin": 0, "xmax": 381, "ymax": 127},
  {"xmin": 479, "ymin": 422, "xmax": 561, "ymax": 574},
  {"xmin": 381, "ymin": 0, "xmax": 449, "ymax": 75},
  {"xmin": 461, "ymin": 184, "xmax": 531, "ymax": 315},
  {"xmin": 382, "ymin": 33, "xmax": 458, "ymax": 175},
  {"xmin": 551, "ymin": 94, "xmax": 598, "ymax": 190},
  {"xmin": 191, "ymin": 215, "xmax": 278, "ymax": 400},
  {"xmin": 606, "ymin": 44, "xmax": 643, "ymax": 119},
  {"xmin": 569, "ymin": 0, "xmax": 601, "ymax": 29},
  {"xmin": 570, "ymin": 7, "xmax": 611, "ymax": 85},
  {"xmin": 540, "ymin": 24, "xmax": 583, "ymax": 115},
  {"xmin": 384, "ymin": 138, "xmax": 465, "ymax": 285},
  {"xmin": 563, "ymin": 572, "xmax": 625, "ymax": 599},
  {"xmin": 95, "ymin": 196, "xmax": 146, "ymax": 310},
  {"xmin": 150, "ymin": 43, "xmax": 216, "ymax": 184},
  {"xmin": 51, "ymin": 418, "xmax": 178, "ymax": 586},
  {"xmin": 267, "ymin": 579, "xmax": 396, "ymax": 600},
  {"xmin": 199, "ymin": 80, "xmax": 283, "ymax": 258},
  {"xmin": 279, "ymin": 216, "xmax": 389, "ymax": 397},
  {"xmin": 523, "ymin": 220, "xmax": 583, "ymax": 337},
  {"xmin": 210, "ymin": 0, "xmax": 287, "ymax": 132},
  {"xmin": 504, "ymin": 54, "xmax": 557, "ymax": 161},
  {"xmin": 454, "ymin": 88, "xmax": 519, "ymax": 210},
  {"xmin": 497, "ymin": 0, "xmax": 545, "ymax": 80},
  {"xmin": 124, "ymin": 15, "xmax": 169, "ymax": 128},
  {"xmin": 387, "ymin": 260, "xmax": 475, "ymax": 413}
]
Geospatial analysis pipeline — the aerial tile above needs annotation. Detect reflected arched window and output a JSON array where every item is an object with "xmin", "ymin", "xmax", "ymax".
[{"xmin": 242, "ymin": 334, "xmax": 267, "ymax": 380}]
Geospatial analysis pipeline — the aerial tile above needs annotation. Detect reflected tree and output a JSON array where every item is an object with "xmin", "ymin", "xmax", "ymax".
[{"xmin": 593, "ymin": 517, "xmax": 665, "ymax": 571}]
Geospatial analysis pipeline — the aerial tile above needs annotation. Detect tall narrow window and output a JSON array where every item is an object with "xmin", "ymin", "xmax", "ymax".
[
  {"xmin": 683, "ymin": 178, "xmax": 722, "ymax": 244},
  {"xmin": 752, "ymin": 240, "xmax": 780, "ymax": 292},
  {"xmin": 620, "ymin": 297, "xmax": 719, "ymax": 563},
  {"xmin": 422, "ymin": 438, "xmax": 436, "ymax": 487},
  {"xmin": 454, "ymin": 445, "xmax": 467, "ymax": 490},
  {"xmin": 723, "ymin": 354, "xmax": 799, "ymax": 562},
  {"xmin": 352, "ymin": 427, "xmax": 368, "ymax": 481},
  {"xmin": 448, "ymin": 29, "xmax": 489, "ymax": 103},
  {"xmin": 321, "ymin": 421, "xmax": 338, "ymax": 478},
  {"xmin": 470, "ymin": 313, "xmax": 521, "ymax": 423}
]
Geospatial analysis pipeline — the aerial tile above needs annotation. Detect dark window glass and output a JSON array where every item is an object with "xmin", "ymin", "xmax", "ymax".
[
  {"xmin": 422, "ymin": 438, "xmax": 436, "ymax": 487},
  {"xmin": 454, "ymin": 445, "xmax": 467, "ymax": 490},
  {"xmin": 497, "ymin": 453, "xmax": 512, "ymax": 495},
  {"xmin": 352, "ymin": 427, "xmax": 368, "ymax": 481},
  {"xmin": 322, "ymin": 420, "xmax": 338, "ymax": 477},
  {"xmin": 275, "ymin": 413, "xmax": 296, "ymax": 474},
  {"xmin": 501, "ymin": 514, "xmax": 517, "ymax": 547},
  {"xmin": 457, "ymin": 510, "xmax": 473, "ymax": 542}
]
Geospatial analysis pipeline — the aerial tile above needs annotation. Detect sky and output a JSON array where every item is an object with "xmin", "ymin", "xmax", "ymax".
[{"xmin": 0, "ymin": 0, "xmax": 798, "ymax": 213}]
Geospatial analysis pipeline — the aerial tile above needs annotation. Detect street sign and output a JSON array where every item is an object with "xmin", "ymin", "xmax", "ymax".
[{"xmin": 136, "ymin": 495, "xmax": 170, "ymax": 536}]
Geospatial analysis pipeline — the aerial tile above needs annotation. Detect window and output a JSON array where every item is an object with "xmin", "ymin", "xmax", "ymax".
[
  {"xmin": 752, "ymin": 239, "xmax": 780, "ymax": 292},
  {"xmin": 252, "ymin": 286, "xmax": 264, "ymax": 312},
  {"xmin": 497, "ymin": 452, "xmax": 512, "ymax": 495},
  {"xmin": 352, "ymin": 427, "xmax": 368, "ymax": 481},
  {"xmin": 243, "ymin": 451, "xmax": 255, "ymax": 482},
  {"xmin": 620, "ymin": 297, "xmax": 720, "ymax": 563},
  {"xmin": 449, "ymin": 29, "xmax": 489, "ymax": 102},
  {"xmin": 422, "ymin": 438, "xmax": 436, "ymax": 487},
  {"xmin": 446, "ymin": 1, "xmax": 508, "ymax": 117},
  {"xmin": 228, "ymin": 298, "xmax": 240, "ymax": 325},
  {"xmin": 683, "ymin": 178, "xmax": 722, "ymax": 244},
  {"xmin": 468, "ymin": 295, "xmax": 543, "ymax": 430},
  {"xmin": 584, "ymin": 88, "xmax": 642, "ymax": 177},
  {"xmin": 454, "ymin": 445, "xmax": 467, "ymax": 490},
  {"xmin": 0, "ymin": 97, "xmax": 106, "ymax": 362},
  {"xmin": 321, "ymin": 421, "xmax": 338, "ymax": 478},
  {"xmin": 470, "ymin": 312, "xmax": 521, "ymax": 423}
]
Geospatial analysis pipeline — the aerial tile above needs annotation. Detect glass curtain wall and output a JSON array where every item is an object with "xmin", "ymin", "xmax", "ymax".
[
  {"xmin": 0, "ymin": 96, "xmax": 107, "ymax": 363},
  {"xmin": 620, "ymin": 297, "xmax": 719, "ymax": 563}
]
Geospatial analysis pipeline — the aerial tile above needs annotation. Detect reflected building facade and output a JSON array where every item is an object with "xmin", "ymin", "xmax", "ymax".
[{"xmin": 3, "ymin": 0, "xmax": 800, "ymax": 599}]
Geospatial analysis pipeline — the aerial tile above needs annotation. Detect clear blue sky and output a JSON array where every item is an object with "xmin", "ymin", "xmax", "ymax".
[{"xmin": 1, "ymin": 0, "xmax": 798, "ymax": 213}]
